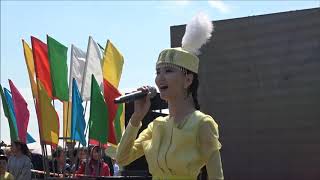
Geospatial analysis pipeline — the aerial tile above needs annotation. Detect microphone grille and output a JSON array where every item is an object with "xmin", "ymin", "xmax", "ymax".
[{"xmin": 148, "ymin": 86, "xmax": 157, "ymax": 98}]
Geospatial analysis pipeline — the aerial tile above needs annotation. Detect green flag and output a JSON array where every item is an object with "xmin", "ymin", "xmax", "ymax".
[
  {"xmin": 89, "ymin": 75, "xmax": 109, "ymax": 144},
  {"xmin": 47, "ymin": 35, "xmax": 69, "ymax": 101},
  {"xmin": 0, "ymin": 84, "xmax": 18, "ymax": 141}
]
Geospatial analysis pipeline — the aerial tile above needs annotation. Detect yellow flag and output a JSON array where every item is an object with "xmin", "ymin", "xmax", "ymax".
[
  {"xmin": 102, "ymin": 40, "xmax": 124, "ymax": 88},
  {"xmin": 120, "ymin": 105, "xmax": 125, "ymax": 133},
  {"xmin": 37, "ymin": 80, "xmax": 59, "ymax": 146},
  {"xmin": 22, "ymin": 40, "xmax": 38, "ymax": 98},
  {"xmin": 63, "ymin": 101, "xmax": 72, "ymax": 141}
]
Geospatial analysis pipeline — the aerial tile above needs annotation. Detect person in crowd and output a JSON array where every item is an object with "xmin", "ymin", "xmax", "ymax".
[
  {"xmin": 7, "ymin": 141, "xmax": 32, "ymax": 180},
  {"xmin": 102, "ymin": 153, "xmax": 114, "ymax": 176},
  {"xmin": 49, "ymin": 146, "xmax": 71, "ymax": 174},
  {"xmin": 76, "ymin": 146, "xmax": 110, "ymax": 176},
  {"xmin": 0, "ymin": 154, "xmax": 14, "ymax": 180},
  {"xmin": 116, "ymin": 13, "xmax": 224, "ymax": 180},
  {"xmin": 3, "ymin": 148, "xmax": 12, "ymax": 159},
  {"xmin": 71, "ymin": 147, "xmax": 87, "ymax": 172},
  {"xmin": 111, "ymin": 158, "xmax": 120, "ymax": 176}
]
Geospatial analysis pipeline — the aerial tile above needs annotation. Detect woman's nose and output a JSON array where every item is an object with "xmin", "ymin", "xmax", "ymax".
[{"xmin": 157, "ymin": 72, "xmax": 165, "ymax": 80}]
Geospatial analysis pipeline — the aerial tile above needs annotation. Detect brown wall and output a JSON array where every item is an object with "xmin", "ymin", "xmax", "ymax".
[{"xmin": 171, "ymin": 8, "xmax": 320, "ymax": 180}]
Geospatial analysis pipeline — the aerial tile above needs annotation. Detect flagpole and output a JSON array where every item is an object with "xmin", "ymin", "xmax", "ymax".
[
  {"xmin": 50, "ymin": 145, "xmax": 56, "ymax": 175},
  {"xmin": 33, "ymin": 83, "xmax": 48, "ymax": 179},
  {"xmin": 65, "ymin": 101, "xmax": 70, "ymax": 149},
  {"xmin": 72, "ymin": 140, "xmax": 80, "ymax": 178},
  {"xmin": 66, "ymin": 45, "xmax": 74, "ymax": 155},
  {"xmin": 40, "ymin": 144, "xmax": 47, "ymax": 179},
  {"xmin": 83, "ymin": 101, "xmax": 88, "ymax": 117},
  {"xmin": 43, "ymin": 144, "xmax": 50, "ymax": 179},
  {"xmin": 52, "ymin": 99, "xmax": 68, "ymax": 178},
  {"xmin": 84, "ymin": 100, "xmax": 91, "ymax": 176},
  {"xmin": 33, "ymin": 96, "xmax": 48, "ymax": 178},
  {"xmin": 63, "ymin": 101, "xmax": 71, "ymax": 178},
  {"xmin": 98, "ymin": 142, "xmax": 102, "ymax": 176},
  {"xmin": 38, "ymin": 117, "xmax": 48, "ymax": 179}
]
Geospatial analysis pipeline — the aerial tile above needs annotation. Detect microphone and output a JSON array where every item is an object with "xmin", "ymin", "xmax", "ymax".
[{"xmin": 114, "ymin": 86, "xmax": 157, "ymax": 104}]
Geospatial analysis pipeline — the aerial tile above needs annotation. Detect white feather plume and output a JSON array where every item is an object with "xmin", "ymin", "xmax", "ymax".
[{"xmin": 181, "ymin": 12, "xmax": 213, "ymax": 55}]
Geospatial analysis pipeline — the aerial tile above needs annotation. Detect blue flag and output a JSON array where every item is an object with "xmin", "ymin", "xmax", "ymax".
[
  {"xmin": 4, "ymin": 88, "xmax": 36, "ymax": 144},
  {"xmin": 4, "ymin": 88, "xmax": 19, "ymax": 133},
  {"xmin": 71, "ymin": 79, "xmax": 87, "ymax": 146},
  {"xmin": 26, "ymin": 133, "xmax": 36, "ymax": 144}
]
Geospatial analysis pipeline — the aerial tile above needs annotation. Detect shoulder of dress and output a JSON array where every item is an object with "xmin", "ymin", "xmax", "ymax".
[
  {"xmin": 194, "ymin": 111, "xmax": 218, "ymax": 125},
  {"xmin": 147, "ymin": 115, "xmax": 169, "ymax": 130},
  {"xmin": 153, "ymin": 115, "xmax": 169, "ymax": 123},
  {"xmin": 194, "ymin": 111, "xmax": 213, "ymax": 120}
]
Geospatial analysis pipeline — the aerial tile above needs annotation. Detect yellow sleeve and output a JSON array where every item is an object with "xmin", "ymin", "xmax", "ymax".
[
  {"xmin": 206, "ymin": 150, "xmax": 224, "ymax": 180},
  {"xmin": 199, "ymin": 117, "xmax": 224, "ymax": 180},
  {"xmin": 115, "ymin": 120, "xmax": 153, "ymax": 166}
]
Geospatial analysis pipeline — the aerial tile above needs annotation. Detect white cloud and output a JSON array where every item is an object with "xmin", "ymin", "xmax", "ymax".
[{"xmin": 208, "ymin": 0, "xmax": 231, "ymax": 14}]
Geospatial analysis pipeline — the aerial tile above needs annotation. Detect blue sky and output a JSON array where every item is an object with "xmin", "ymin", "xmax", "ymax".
[{"xmin": 1, "ymin": 1, "xmax": 319, "ymax": 149}]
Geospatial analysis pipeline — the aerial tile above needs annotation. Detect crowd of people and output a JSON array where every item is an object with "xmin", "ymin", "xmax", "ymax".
[{"xmin": 0, "ymin": 140, "xmax": 120, "ymax": 179}]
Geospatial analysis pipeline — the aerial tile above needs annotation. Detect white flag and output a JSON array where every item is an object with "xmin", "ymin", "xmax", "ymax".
[
  {"xmin": 81, "ymin": 36, "xmax": 103, "ymax": 101},
  {"xmin": 68, "ymin": 44, "xmax": 86, "ymax": 100}
]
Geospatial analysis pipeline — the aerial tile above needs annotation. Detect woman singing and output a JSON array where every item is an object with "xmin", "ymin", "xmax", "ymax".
[{"xmin": 116, "ymin": 13, "xmax": 224, "ymax": 180}]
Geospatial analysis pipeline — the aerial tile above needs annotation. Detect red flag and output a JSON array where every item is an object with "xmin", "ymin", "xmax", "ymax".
[
  {"xmin": 9, "ymin": 80, "xmax": 30, "ymax": 143},
  {"xmin": 88, "ymin": 79, "xmax": 121, "ymax": 147},
  {"xmin": 31, "ymin": 36, "xmax": 53, "ymax": 98},
  {"xmin": 103, "ymin": 79, "xmax": 121, "ymax": 144}
]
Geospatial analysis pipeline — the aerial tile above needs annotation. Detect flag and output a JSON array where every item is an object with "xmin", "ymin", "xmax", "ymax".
[
  {"xmin": 114, "ymin": 103, "xmax": 125, "ymax": 144},
  {"xmin": 37, "ymin": 80, "xmax": 59, "ymax": 147},
  {"xmin": 27, "ymin": 133, "xmax": 36, "ymax": 144},
  {"xmin": 71, "ymin": 79, "xmax": 86, "ymax": 146},
  {"xmin": 63, "ymin": 101, "xmax": 72, "ymax": 140},
  {"xmin": 9, "ymin": 80, "xmax": 30, "ymax": 143},
  {"xmin": 64, "ymin": 45, "xmax": 86, "ymax": 140},
  {"xmin": 69, "ymin": 44, "xmax": 86, "ymax": 100},
  {"xmin": 31, "ymin": 36, "xmax": 53, "ymax": 98},
  {"xmin": 102, "ymin": 40, "xmax": 124, "ymax": 88},
  {"xmin": 2, "ymin": 87, "xmax": 36, "ymax": 144},
  {"xmin": 81, "ymin": 36, "xmax": 103, "ymax": 101},
  {"xmin": 22, "ymin": 40, "xmax": 38, "ymax": 98},
  {"xmin": 103, "ymin": 79, "xmax": 122, "ymax": 145},
  {"xmin": 101, "ymin": 40, "xmax": 125, "ymax": 145},
  {"xmin": 0, "ymin": 85, "xmax": 19, "ymax": 141},
  {"xmin": 22, "ymin": 40, "xmax": 38, "ymax": 144},
  {"xmin": 88, "ymin": 75, "xmax": 108, "ymax": 144},
  {"xmin": 47, "ymin": 35, "xmax": 69, "ymax": 101}
]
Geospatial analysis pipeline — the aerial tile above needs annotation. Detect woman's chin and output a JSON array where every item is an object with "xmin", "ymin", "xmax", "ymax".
[{"xmin": 159, "ymin": 93, "xmax": 169, "ymax": 101}]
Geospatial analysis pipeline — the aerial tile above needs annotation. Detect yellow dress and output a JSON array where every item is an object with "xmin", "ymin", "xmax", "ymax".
[{"xmin": 116, "ymin": 110, "xmax": 224, "ymax": 180}]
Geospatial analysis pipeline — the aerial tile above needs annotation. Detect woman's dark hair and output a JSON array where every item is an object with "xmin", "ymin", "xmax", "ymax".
[
  {"xmin": 90, "ymin": 146, "xmax": 102, "ymax": 156},
  {"xmin": 186, "ymin": 71, "xmax": 200, "ymax": 110},
  {"xmin": 12, "ymin": 141, "xmax": 31, "ymax": 157},
  {"xmin": 73, "ymin": 147, "xmax": 87, "ymax": 158}
]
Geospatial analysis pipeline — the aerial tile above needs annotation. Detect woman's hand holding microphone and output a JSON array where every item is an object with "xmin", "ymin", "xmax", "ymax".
[{"xmin": 130, "ymin": 86, "xmax": 152, "ymax": 127}]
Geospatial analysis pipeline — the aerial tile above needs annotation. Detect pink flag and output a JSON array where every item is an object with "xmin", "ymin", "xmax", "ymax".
[{"xmin": 9, "ymin": 79, "xmax": 30, "ymax": 143}]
